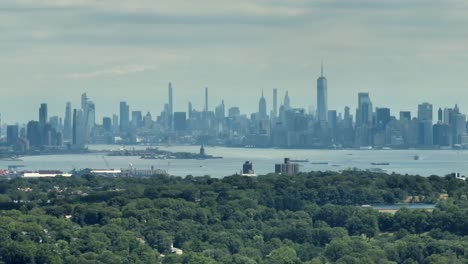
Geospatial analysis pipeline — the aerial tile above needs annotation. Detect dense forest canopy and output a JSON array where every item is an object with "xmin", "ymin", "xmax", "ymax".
[{"xmin": 0, "ymin": 170, "xmax": 467, "ymax": 263}]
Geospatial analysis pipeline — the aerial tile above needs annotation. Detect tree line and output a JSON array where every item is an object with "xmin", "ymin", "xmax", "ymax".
[{"xmin": 0, "ymin": 170, "xmax": 467, "ymax": 263}]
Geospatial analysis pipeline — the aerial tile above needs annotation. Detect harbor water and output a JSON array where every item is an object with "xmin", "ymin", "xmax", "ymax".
[{"xmin": 1, "ymin": 145, "xmax": 468, "ymax": 178}]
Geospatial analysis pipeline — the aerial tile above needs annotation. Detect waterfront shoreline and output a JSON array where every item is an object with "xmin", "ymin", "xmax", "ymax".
[{"xmin": 2, "ymin": 145, "xmax": 468, "ymax": 178}]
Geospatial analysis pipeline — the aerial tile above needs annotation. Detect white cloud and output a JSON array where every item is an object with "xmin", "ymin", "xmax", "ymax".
[
  {"xmin": 65, "ymin": 64, "xmax": 157, "ymax": 79},
  {"xmin": 4, "ymin": 0, "xmax": 307, "ymax": 16}
]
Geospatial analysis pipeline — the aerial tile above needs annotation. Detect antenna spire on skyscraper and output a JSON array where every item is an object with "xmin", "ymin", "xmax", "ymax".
[{"xmin": 321, "ymin": 60, "xmax": 324, "ymax": 77}]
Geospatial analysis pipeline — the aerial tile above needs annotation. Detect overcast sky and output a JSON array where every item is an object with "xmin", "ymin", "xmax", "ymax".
[{"xmin": 1, "ymin": 0, "xmax": 468, "ymax": 123}]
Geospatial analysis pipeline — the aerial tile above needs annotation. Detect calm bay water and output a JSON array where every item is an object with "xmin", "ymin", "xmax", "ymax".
[{"xmin": 1, "ymin": 145, "xmax": 467, "ymax": 178}]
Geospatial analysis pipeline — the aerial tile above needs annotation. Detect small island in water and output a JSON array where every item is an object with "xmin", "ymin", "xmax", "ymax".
[{"xmin": 108, "ymin": 145, "xmax": 223, "ymax": 160}]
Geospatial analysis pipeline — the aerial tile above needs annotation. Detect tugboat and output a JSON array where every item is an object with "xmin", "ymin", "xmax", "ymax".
[{"xmin": 414, "ymin": 155, "xmax": 420, "ymax": 160}]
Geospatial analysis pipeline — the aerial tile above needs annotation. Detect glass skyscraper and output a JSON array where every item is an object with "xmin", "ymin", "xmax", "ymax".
[{"xmin": 316, "ymin": 63, "xmax": 328, "ymax": 121}]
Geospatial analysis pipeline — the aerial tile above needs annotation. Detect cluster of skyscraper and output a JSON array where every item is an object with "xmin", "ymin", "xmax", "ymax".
[
  {"xmin": 3, "ymin": 94, "xmax": 97, "ymax": 152},
  {"xmin": 2, "ymin": 66, "xmax": 468, "ymax": 152}
]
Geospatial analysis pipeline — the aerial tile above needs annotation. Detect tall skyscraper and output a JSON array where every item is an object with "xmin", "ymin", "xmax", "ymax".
[
  {"xmin": 86, "ymin": 101, "xmax": 96, "ymax": 136},
  {"xmin": 417, "ymin": 103, "xmax": 433, "ymax": 121},
  {"xmin": 258, "ymin": 90, "xmax": 267, "ymax": 119},
  {"xmin": 215, "ymin": 100, "xmax": 225, "ymax": 120},
  {"xmin": 356, "ymin": 93, "xmax": 373, "ymax": 126},
  {"xmin": 258, "ymin": 90, "xmax": 268, "ymax": 119},
  {"xmin": 317, "ymin": 63, "xmax": 328, "ymax": 122},
  {"xmin": 400, "ymin": 111, "xmax": 411, "ymax": 121},
  {"xmin": 376, "ymin": 107, "xmax": 390, "ymax": 130},
  {"xmin": 63, "ymin": 102, "xmax": 72, "ymax": 141},
  {"xmin": 81, "ymin": 93, "xmax": 88, "ymax": 110},
  {"xmin": 131, "ymin": 111, "xmax": 142, "ymax": 128},
  {"xmin": 72, "ymin": 109, "xmax": 86, "ymax": 148},
  {"xmin": 174, "ymin": 112, "xmax": 187, "ymax": 131},
  {"xmin": 204, "ymin": 87, "xmax": 209, "ymax": 112},
  {"xmin": 168, "ymin": 82, "xmax": 173, "ymax": 115},
  {"xmin": 272, "ymin": 88, "xmax": 278, "ymax": 119},
  {"xmin": 418, "ymin": 120, "xmax": 433, "ymax": 147},
  {"xmin": 144, "ymin": 112, "xmax": 153, "ymax": 129},
  {"xmin": 417, "ymin": 103, "xmax": 433, "ymax": 148},
  {"xmin": 7, "ymin": 125, "xmax": 19, "ymax": 146},
  {"xmin": 284, "ymin": 91, "xmax": 291, "ymax": 110},
  {"xmin": 451, "ymin": 109, "xmax": 466, "ymax": 144},
  {"xmin": 102, "ymin": 117, "xmax": 112, "ymax": 132},
  {"xmin": 433, "ymin": 123, "xmax": 450, "ymax": 146},
  {"xmin": 39, "ymin": 103, "xmax": 48, "ymax": 126},
  {"xmin": 443, "ymin": 108, "xmax": 451, "ymax": 124},
  {"xmin": 119, "ymin": 101, "xmax": 130, "ymax": 133},
  {"xmin": 49, "ymin": 116, "xmax": 61, "ymax": 131},
  {"xmin": 438, "ymin": 108, "xmax": 443, "ymax": 123},
  {"xmin": 343, "ymin": 106, "xmax": 352, "ymax": 128},
  {"xmin": 328, "ymin": 110, "xmax": 337, "ymax": 130},
  {"xmin": 112, "ymin": 114, "xmax": 119, "ymax": 132},
  {"xmin": 27, "ymin": 121, "xmax": 41, "ymax": 147},
  {"xmin": 188, "ymin": 102, "xmax": 193, "ymax": 119},
  {"xmin": 228, "ymin": 107, "xmax": 240, "ymax": 117}
]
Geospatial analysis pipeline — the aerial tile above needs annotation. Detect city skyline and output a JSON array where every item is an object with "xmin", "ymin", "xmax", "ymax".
[
  {"xmin": 0, "ymin": 91, "xmax": 461, "ymax": 128},
  {"xmin": 3, "ymin": 79, "xmax": 467, "ymax": 151},
  {"xmin": 0, "ymin": 83, "xmax": 463, "ymax": 125},
  {"xmin": 0, "ymin": 75, "xmax": 460, "ymax": 125},
  {"xmin": 2, "ymin": 1, "xmax": 468, "ymax": 122}
]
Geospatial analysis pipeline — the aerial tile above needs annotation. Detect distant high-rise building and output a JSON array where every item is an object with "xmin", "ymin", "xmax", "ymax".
[
  {"xmin": 215, "ymin": 100, "xmax": 225, "ymax": 120},
  {"xmin": 204, "ymin": 87, "xmax": 209, "ymax": 112},
  {"xmin": 174, "ymin": 112, "xmax": 187, "ymax": 132},
  {"xmin": 63, "ymin": 102, "xmax": 72, "ymax": 141},
  {"xmin": 144, "ymin": 112, "xmax": 153, "ymax": 129},
  {"xmin": 438, "ymin": 108, "xmax": 443, "ymax": 123},
  {"xmin": 112, "ymin": 114, "xmax": 119, "ymax": 132},
  {"xmin": 284, "ymin": 91, "xmax": 291, "ymax": 110},
  {"xmin": 433, "ymin": 123, "xmax": 450, "ymax": 146},
  {"xmin": 81, "ymin": 93, "xmax": 88, "ymax": 111},
  {"xmin": 272, "ymin": 88, "xmax": 278, "ymax": 119},
  {"xmin": 400, "ymin": 111, "xmax": 411, "ymax": 121},
  {"xmin": 328, "ymin": 110, "xmax": 337, "ymax": 130},
  {"xmin": 356, "ymin": 93, "xmax": 372, "ymax": 126},
  {"xmin": 39, "ymin": 103, "xmax": 48, "ymax": 126},
  {"xmin": 119, "ymin": 101, "xmax": 130, "ymax": 133},
  {"xmin": 275, "ymin": 158, "xmax": 300, "ymax": 176},
  {"xmin": 242, "ymin": 161, "xmax": 255, "ymax": 175},
  {"xmin": 27, "ymin": 121, "xmax": 41, "ymax": 147},
  {"xmin": 418, "ymin": 102, "xmax": 433, "ymax": 122},
  {"xmin": 49, "ymin": 116, "xmax": 61, "ymax": 132},
  {"xmin": 72, "ymin": 109, "xmax": 86, "ymax": 148},
  {"xmin": 453, "ymin": 113, "xmax": 466, "ymax": 144},
  {"xmin": 86, "ymin": 101, "xmax": 96, "ymax": 136},
  {"xmin": 168, "ymin": 82, "xmax": 173, "ymax": 115},
  {"xmin": 343, "ymin": 106, "xmax": 352, "ymax": 128},
  {"xmin": 258, "ymin": 90, "xmax": 267, "ymax": 119},
  {"xmin": 7, "ymin": 125, "xmax": 19, "ymax": 146},
  {"xmin": 443, "ymin": 108, "xmax": 452, "ymax": 125},
  {"xmin": 418, "ymin": 120, "xmax": 433, "ymax": 147},
  {"xmin": 317, "ymin": 63, "xmax": 328, "ymax": 122},
  {"xmin": 376, "ymin": 107, "xmax": 391, "ymax": 130},
  {"xmin": 102, "ymin": 117, "xmax": 112, "ymax": 132},
  {"xmin": 131, "ymin": 111, "xmax": 142, "ymax": 128},
  {"xmin": 188, "ymin": 102, "xmax": 193, "ymax": 119},
  {"xmin": 228, "ymin": 107, "xmax": 240, "ymax": 117}
]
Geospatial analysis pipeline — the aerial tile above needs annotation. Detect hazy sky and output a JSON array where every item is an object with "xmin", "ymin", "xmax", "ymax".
[{"xmin": 1, "ymin": 0, "xmax": 468, "ymax": 123}]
